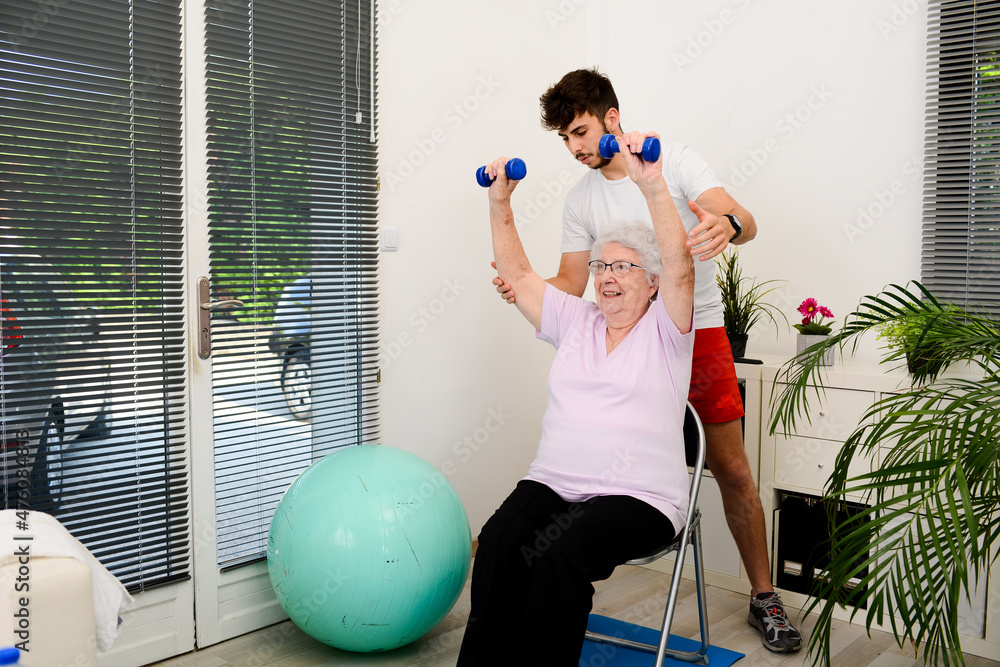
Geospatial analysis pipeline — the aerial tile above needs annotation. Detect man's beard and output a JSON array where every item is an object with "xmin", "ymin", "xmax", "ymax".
[
  {"xmin": 582, "ymin": 120, "xmax": 614, "ymax": 169},
  {"xmin": 585, "ymin": 154, "xmax": 609, "ymax": 170}
]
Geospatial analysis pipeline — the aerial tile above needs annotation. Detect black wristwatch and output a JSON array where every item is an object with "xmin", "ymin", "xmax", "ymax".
[{"xmin": 724, "ymin": 214, "xmax": 743, "ymax": 241}]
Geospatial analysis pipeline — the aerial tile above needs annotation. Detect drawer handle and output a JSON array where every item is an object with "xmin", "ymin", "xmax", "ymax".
[
  {"xmin": 819, "ymin": 410, "xmax": 826, "ymax": 417},
  {"xmin": 817, "ymin": 463, "xmax": 824, "ymax": 469},
  {"xmin": 783, "ymin": 561, "xmax": 803, "ymax": 577}
]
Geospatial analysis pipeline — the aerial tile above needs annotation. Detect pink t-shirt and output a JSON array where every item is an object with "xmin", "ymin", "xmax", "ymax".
[{"xmin": 526, "ymin": 284, "xmax": 694, "ymax": 534}]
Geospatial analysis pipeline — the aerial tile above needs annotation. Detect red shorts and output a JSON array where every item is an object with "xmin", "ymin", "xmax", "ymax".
[{"xmin": 688, "ymin": 327, "xmax": 744, "ymax": 424}]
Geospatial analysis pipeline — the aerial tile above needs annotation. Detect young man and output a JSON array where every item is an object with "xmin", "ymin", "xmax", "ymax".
[{"xmin": 494, "ymin": 68, "xmax": 802, "ymax": 653}]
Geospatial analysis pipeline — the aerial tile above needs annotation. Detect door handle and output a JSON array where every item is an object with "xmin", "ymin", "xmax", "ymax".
[
  {"xmin": 197, "ymin": 276, "xmax": 245, "ymax": 359},
  {"xmin": 200, "ymin": 300, "xmax": 244, "ymax": 311}
]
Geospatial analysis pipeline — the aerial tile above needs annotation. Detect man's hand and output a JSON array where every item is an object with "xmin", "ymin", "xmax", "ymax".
[
  {"xmin": 491, "ymin": 261, "xmax": 516, "ymax": 304},
  {"xmin": 688, "ymin": 187, "xmax": 754, "ymax": 262},
  {"xmin": 686, "ymin": 210, "xmax": 734, "ymax": 262}
]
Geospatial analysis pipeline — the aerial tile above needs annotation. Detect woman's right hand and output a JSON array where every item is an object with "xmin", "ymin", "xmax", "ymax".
[
  {"xmin": 616, "ymin": 131, "xmax": 667, "ymax": 197},
  {"xmin": 482, "ymin": 157, "xmax": 520, "ymax": 202}
]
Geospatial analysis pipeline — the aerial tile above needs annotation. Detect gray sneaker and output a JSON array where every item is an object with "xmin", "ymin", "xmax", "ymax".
[{"xmin": 748, "ymin": 592, "xmax": 802, "ymax": 653}]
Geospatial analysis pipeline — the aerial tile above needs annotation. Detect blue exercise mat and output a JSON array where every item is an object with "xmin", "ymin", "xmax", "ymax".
[{"xmin": 580, "ymin": 615, "xmax": 745, "ymax": 666}]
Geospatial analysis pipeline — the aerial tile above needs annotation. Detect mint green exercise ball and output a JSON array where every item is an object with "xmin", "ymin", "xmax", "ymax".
[{"xmin": 267, "ymin": 445, "xmax": 472, "ymax": 652}]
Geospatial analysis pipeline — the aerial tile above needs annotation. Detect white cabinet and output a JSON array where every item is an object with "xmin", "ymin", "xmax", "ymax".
[
  {"xmin": 770, "ymin": 385, "xmax": 877, "ymax": 502},
  {"xmin": 771, "ymin": 386, "xmax": 874, "ymax": 441},
  {"xmin": 758, "ymin": 361, "xmax": 999, "ymax": 661},
  {"xmin": 772, "ymin": 435, "xmax": 876, "ymax": 497}
]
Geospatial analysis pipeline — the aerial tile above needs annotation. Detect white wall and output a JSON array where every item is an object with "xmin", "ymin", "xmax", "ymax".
[{"xmin": 376, "ymin": 0, "xmax": 929, "ymax": 533}]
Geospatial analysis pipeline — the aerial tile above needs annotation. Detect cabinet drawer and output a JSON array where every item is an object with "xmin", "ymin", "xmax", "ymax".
[
  {"xmin": 774, "ymin": 436, "xmax": 876, "ymax": 494},
  {"xmin": 775, "ymin": 387, "xmax": 874, "ymax": 442}
]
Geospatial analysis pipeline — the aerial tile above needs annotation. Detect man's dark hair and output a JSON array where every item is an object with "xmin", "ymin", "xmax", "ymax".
[{"xmin": 539, "ymin": 67, "xmax": 620, "ymax": 132}]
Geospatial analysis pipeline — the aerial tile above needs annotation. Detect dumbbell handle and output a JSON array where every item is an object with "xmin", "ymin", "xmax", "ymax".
[
  {"xmin": 476, "ymin": 158, "xmax": 527, "ymax": 188},
  {"xmin": 598, "ymin": 134, "xmax": 661, "ymax": 163}
]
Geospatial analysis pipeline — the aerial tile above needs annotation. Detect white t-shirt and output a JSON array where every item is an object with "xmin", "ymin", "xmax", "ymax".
[
  {"xmin": 527, "ymin": 284, "xmax": 694, "ymax": 535},
  {"xmin": 560, "ymin": 142, "xmax": 724, "ymax": 329}
]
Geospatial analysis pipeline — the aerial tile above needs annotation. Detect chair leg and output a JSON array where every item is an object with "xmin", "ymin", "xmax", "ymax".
[
  {"xmin": 692, "ymin": 527, "xmax": 711, "ymax": 657},
  {"xmin": 584, "ymin": 523, "xmax": 711, "ymax": 665},
  {"xmin": 655, "ymin": 523, "xmax": 710, "ymax": 666}
]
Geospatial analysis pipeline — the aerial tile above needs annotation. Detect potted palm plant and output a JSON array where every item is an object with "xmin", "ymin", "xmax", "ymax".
[
  {"xmin": 769, "ymin": 282, "xmax": 1000, "ymax": 666},
  {"xmin": 715, "ymin": 247, "xmax": 787, "ymax": 358}
]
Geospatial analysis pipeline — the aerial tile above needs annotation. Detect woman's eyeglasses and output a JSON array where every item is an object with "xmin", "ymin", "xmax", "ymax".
[{"xmin": 588, "ymin": 260, "xmax": 648, "ymax": 277}]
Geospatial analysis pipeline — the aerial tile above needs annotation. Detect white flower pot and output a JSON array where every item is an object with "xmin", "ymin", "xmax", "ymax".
[{"xmin": 796, "ymin": 334, "xmax": 834, "ymax": 366}]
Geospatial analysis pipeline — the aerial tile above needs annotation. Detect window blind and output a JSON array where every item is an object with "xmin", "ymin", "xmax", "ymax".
[
  {"xmin": 204, "ymin": 0, "xmax": 380, "ymax": 566},
  {"xmin": 923, "ymin": 0, "xmax": 1000, "ymax": 315},
  {"xmin": 1, "ymin": 1, "xmax": 188, "ymax": 590}
]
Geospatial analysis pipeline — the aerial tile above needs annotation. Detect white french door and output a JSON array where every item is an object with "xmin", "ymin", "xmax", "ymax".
[
  {"xmin": 184, "ymin": 0, "xmax": 380, "ymax": 649},
  {"xmin": 0, "ymin": 0, "xmax": 377, "ymax": 662}
]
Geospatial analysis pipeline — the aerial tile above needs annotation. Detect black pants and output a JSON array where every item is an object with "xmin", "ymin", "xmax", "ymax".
[{"xmin": 456, "ymin": 480, "xmax": 676, "ymax": 667}]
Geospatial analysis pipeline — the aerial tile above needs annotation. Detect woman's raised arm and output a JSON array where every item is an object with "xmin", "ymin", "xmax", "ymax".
[
  {"xmin": 615, "ymin": 132, "xmax": 695, "ymax": 334},
  {"xmin": 484, "ymin": 158, "xmax": 547, "ymax": 330}
]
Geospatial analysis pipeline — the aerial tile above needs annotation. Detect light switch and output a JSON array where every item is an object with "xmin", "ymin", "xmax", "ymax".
[{"xmin": 381, "ymin": 227, "xmax": 399, "ymax": 251}]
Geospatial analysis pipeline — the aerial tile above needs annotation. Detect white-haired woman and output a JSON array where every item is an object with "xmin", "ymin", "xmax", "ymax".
[{"xmin": 457, "ymin": 132, "xmax": 712, "ymax": 667}]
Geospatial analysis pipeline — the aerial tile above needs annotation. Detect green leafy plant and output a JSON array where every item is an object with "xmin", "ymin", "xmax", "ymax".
[
  {"xmin": 715, "ymin": 247, "xmax": 787, "ymax": 337},
  {"xmin": 769, "ymin": 282, "xmax": 1000, "ymax": 666},
  {"xmin": 876, "ymin": 306, "xmax": 963, "ymax": 377}
]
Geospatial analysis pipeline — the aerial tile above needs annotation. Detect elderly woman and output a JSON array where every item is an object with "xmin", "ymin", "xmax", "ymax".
[{"xmin": 456, "ymin": 133, "xmax": 709, "ymax": 667}]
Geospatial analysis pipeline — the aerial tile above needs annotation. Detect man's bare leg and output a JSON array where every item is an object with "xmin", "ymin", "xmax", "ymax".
[{"xmin": 703, "ymin": 419, "xmax": 771, "ymax": 593}]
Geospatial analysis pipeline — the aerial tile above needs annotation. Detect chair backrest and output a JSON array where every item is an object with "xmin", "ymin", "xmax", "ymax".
[
  {"xmin": 683, "ymin": 401, "xmax": 707, "ymax": 471},
  {"xmin": 681, "ymin": 401, "xmax": 707, "ymax": 528}
]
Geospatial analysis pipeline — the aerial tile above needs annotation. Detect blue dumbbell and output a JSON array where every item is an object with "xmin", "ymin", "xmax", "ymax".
[
  {"xmin": 476, "ymin": 158, "xmax": 527, "ymax": 187},
  {"xmin": 598, "ymin": 134, "xmax": 661, "ymax": 163}
]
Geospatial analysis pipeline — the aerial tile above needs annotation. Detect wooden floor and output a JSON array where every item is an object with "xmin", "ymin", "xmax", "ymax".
[{"xmin": 150, "ymin": 565, "xmax": 1000, "ymax": 666}]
